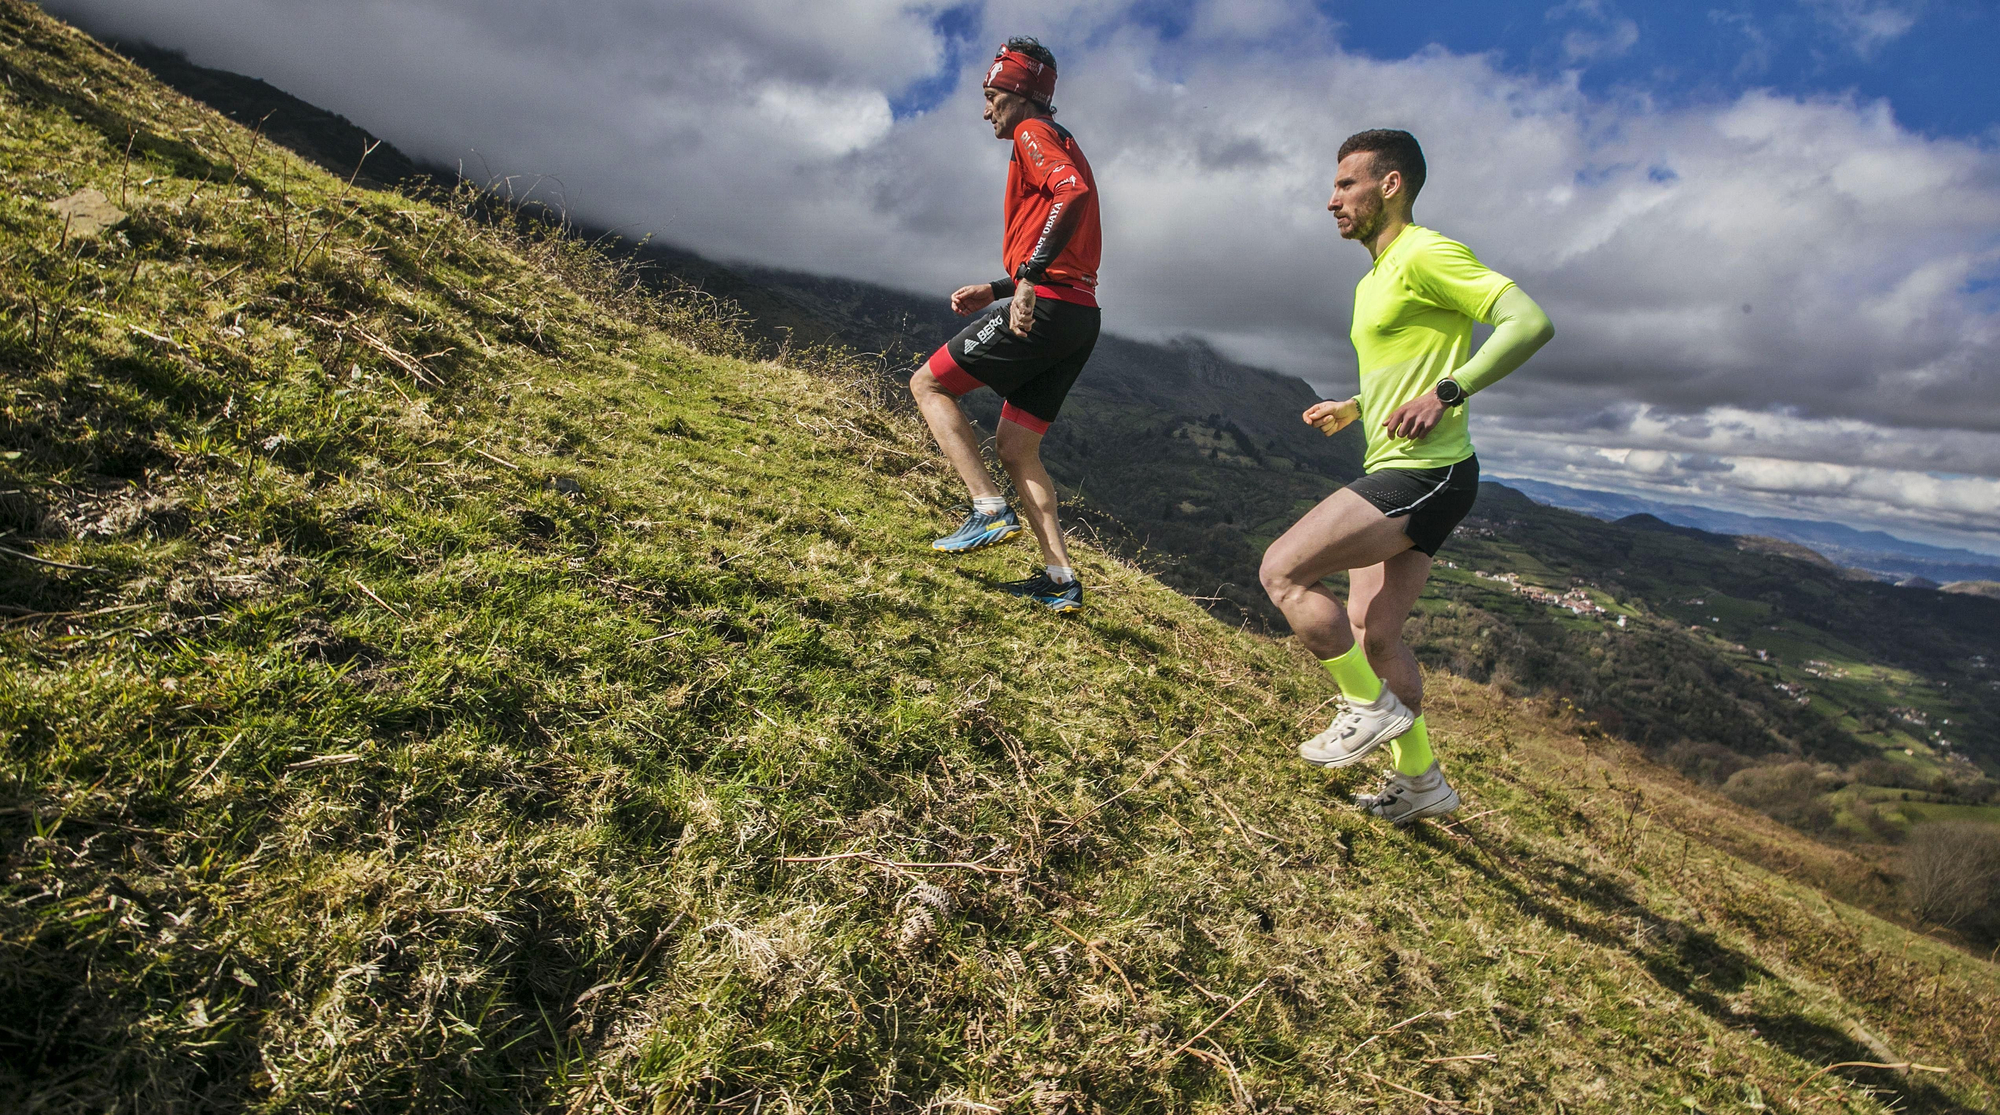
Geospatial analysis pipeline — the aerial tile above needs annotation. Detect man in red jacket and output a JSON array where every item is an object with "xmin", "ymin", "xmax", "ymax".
[{"xmin": 910, "ymin": 37, "xmax": 1101, "ymax": 613}]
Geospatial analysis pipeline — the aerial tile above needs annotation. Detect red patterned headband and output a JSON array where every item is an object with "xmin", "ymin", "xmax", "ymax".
[{"xmin": 983, "ymin": 47, "xmax": 1056, "ymax": 107}]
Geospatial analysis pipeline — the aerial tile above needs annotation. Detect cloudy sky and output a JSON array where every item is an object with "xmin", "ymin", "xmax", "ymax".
[{"xmin": 42, "ymin": 0, "xmax": 2000, "ymax": 554}]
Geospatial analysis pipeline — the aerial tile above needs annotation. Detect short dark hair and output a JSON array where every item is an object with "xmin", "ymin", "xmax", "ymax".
[
  {"xmin": 1337, "ymin": 129, "xmax": 1426, "ymax": 203},
  {"xmin": 1005, "ymin": 36, "xmax": 1056, "ymax": 72}
]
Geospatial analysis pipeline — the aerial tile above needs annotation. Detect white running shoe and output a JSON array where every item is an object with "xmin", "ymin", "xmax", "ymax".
[
  {"xmin": 1298, "ymin": 687, "xmax": 1416, "ymax": 767},
  {"xmin": 1353, "ymin": 761, "xmax": 1462, "ymax": 825}
]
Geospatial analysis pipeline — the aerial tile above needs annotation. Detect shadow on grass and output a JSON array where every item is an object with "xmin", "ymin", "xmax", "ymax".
[
  {"xmin": 0, "ymin": 718, "xmax": 671, "ymax": 1115},
  {"xmin": 1418, "ymin": 825, "xmax": 1982, "ymax": 1114}
]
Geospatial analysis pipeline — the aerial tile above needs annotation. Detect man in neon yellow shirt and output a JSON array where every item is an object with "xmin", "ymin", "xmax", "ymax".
[{"xmin": 1259, "ymin": 129, "xmax": 1553, "ymax": 824}]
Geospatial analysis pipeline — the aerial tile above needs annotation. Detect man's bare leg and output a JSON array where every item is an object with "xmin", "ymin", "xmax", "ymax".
[
  {"xmin": 909, "ymin": 367, "xmax": 1002, "ymax": 500},
  {"xmin": 1258, "ymin": 488, "xmax": 1415, "ymax": 660},
  {"xmin": 1262, "ymin": 488, "xmax": 1426, "ymax": 767},
  {"xmin": 1346, "ymin": 549, "xmax": 1433, "ymax": 714},
  {"xmin": 1348, "ymin": 547, "xmax": 1448, "ymax": 788},
  {"xmin": 995, "ymin": 420, "xmax": 1072, "ymax": 569}
]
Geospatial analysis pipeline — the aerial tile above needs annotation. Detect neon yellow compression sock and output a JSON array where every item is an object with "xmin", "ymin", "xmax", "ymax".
[
  {"xmin": 1390, "ymin": 716, "xmax": 1434, "ymax": 777},
  {"xmin": 1319, "ymin": 642, "xmax": 1382, "ymax": 703}
]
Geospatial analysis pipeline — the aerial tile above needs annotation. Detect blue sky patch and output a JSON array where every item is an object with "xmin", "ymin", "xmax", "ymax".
[
  {"xmin": 889, "ymin": 2, "xmax": 984, "ymax": 119},
  {"xmin": 1318, "ymin": 0, "xmax": 1997, "ymax": 139}
]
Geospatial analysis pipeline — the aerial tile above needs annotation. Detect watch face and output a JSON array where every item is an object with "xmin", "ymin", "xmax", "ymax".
[{"xmin": 1438, "ymin": 379, "xmax": 1463, "ymax": 404}]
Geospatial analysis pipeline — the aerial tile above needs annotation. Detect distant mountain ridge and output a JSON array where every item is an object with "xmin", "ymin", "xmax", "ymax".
[
  {"xmin": 107, "ymin": 42, "xmax": 434, "ymax": 188},
  {"xmin": 1501, "ymin": 476, "xmax": 2000, "ymax": 585}
]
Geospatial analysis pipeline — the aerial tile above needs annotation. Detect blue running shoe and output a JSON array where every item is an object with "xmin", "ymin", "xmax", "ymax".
[
  {"xmin": 932, "ymin": 507, "xmax": 1021, "ymax": 552},
  {"xmin": 997, "ymin": 570, "xmax": 1084, "ymax": 613}
]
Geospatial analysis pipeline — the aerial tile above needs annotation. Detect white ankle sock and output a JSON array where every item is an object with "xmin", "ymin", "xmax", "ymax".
[
  {"xmin": 973, "ymin": 496, "xmax": 1008, "ymax": 514},
  {"xmin": 1046, "ymin": 564, "xmax": 1076, "ymax": 584}
]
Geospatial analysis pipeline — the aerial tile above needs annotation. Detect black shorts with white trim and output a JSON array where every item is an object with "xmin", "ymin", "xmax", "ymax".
[
  {"xmin": 927, "ymin": 295, "xmax": 1100, "ymax": 432},
  {"xmin": 1344, "ymin": 454, "xmax": 1480, "ymax": 557}
]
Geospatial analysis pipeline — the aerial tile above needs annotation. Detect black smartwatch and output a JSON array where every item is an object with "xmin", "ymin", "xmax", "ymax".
[{"xmin": 1434, "ymin": 377, "xmax": 1467, "ymax": 407}]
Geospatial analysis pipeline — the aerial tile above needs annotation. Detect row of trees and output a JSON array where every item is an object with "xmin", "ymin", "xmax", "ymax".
[{"xmin": 1850, "ymin": 758, "xmax": 2000, "ymax": 803}]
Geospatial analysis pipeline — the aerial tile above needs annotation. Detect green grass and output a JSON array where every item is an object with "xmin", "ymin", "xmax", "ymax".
[
  {"xmin": 1828, "ymin": 785, "xmax": 2000, "ymax": 842},
  {"xmin": 2, "ymin": 4, "xmax": 1999, "ymax": 1112},
  {"xmin": 1887, "ymin": 801, "xmax": 2000, "ymax": 827}
]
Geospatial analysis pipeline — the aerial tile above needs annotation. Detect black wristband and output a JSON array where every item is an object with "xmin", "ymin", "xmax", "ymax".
[{"xmin": 989, "ymin": 278, "xmax": 1017, "ymax": 300}]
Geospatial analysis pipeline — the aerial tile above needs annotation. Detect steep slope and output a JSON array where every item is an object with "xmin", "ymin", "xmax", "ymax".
[
  {"xmin": 93, "ymin": 31, "xmax": 1372, "ymax": 628},
  {"xmin": 599, "ymin": 250, "xmax": 1374, "ymax": 623},
  {"xmin": 93, "ymin": 41, "xmax": 431, "ymax": 190},
  {"xmin": 3, "ymin": 6, "xmax": 1998, "ymax": 1114},
  {"xmin": 582, "ymin": 246, "xmax": 2000, "ymax": 800},
  {"xmin": 595, "ymin": 244, "xmax": 2000, "ymax": 803},
  {"xmin": 88, "ymin": 38, "xmax": 2000, "ymax": 822}
]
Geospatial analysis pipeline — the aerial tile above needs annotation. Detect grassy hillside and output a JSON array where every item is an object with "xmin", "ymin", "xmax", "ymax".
[
  {"xmin": 5, "ymin": 5, "xmax": 2000, "ymax": 1112},
  {"xmin": 92, "ymin": 41, "xmax": 429, "ymax": 191},
  {"xmin": 93, "ymin": 38, "xmax": 1377, "ymax": 631},
  {"xmin": 594, "ymin": 223, "xmax": 2000, "ymax": 807},
  {"xmin": 616, "ymin": 249, "xmax": 1371, "ymax": 624}
]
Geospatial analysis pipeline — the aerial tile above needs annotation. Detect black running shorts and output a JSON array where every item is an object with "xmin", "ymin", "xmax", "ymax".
[
  {"xmin": 926, "ymin": 295, "xmax": 1101, "ymax": 433},
  {"xmin": 1345, "ymin": 454, "xmax": 1480, "ymax": 557}
]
